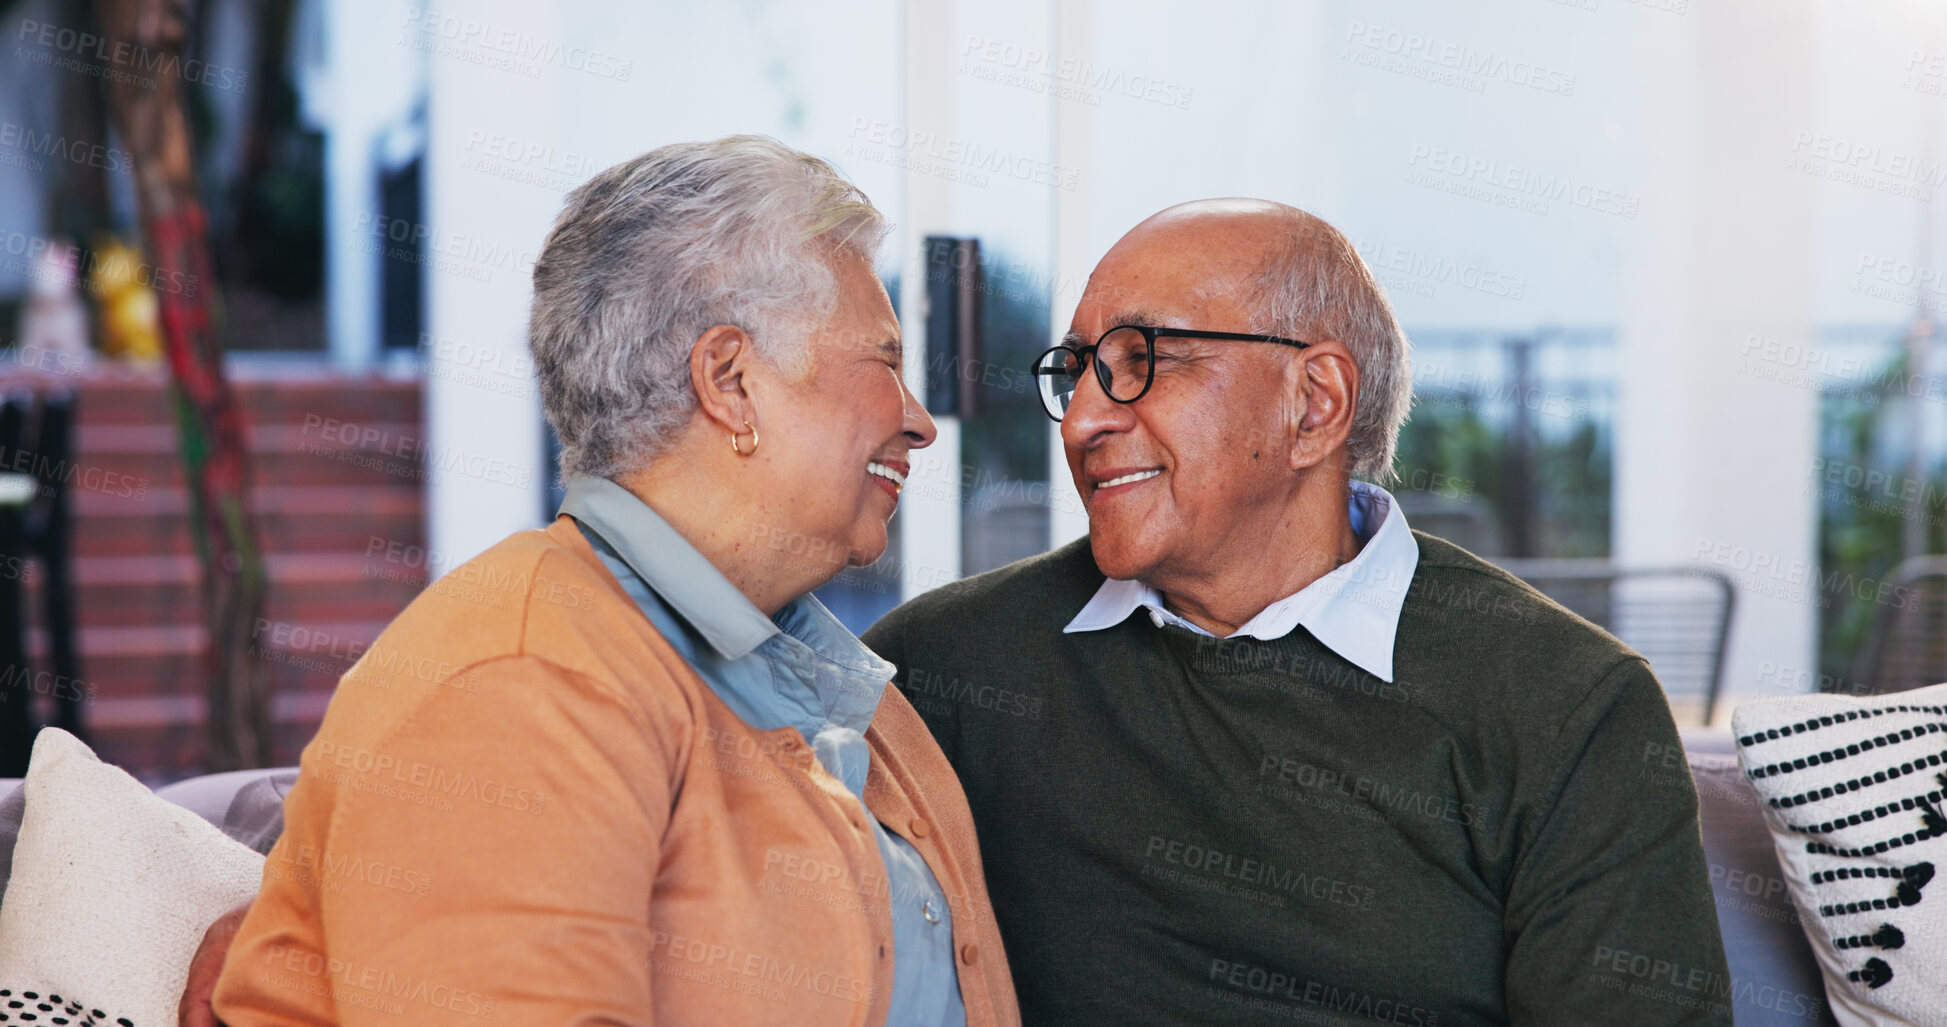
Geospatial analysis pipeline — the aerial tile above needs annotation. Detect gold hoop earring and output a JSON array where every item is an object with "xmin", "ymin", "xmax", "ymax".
[{"xmin": 730, "ymin": 420, "xmax": 759, "ymax": 457}]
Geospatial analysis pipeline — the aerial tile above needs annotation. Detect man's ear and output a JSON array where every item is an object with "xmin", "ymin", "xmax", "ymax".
[
  {"xmin": 688, "ymin": 325, "xmax": 760, "ymax": 436},
  {"xmin": 1287, "ymin": 340, "xmax": 1359, "ymax": 471}
]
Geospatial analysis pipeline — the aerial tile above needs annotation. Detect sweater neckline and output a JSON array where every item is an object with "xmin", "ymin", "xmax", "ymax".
[{"xmin": 1150, "ymin": 622, "xmax": 1338, "ymax": 677}]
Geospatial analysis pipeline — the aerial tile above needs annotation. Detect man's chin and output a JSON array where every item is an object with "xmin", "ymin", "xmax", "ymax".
[{"xmin": 1086, "ymin": 534, "xmax": 1160, "ymax": 583}]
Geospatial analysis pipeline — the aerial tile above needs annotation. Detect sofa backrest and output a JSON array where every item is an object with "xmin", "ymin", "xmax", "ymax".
[{"xmin": 0, "ymin": 767, "xmax": 295, "ymax": 899}]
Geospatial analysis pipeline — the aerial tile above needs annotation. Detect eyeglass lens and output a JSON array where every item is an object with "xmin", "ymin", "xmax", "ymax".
[{"xmin": 1035, "ymin": 327, "xmax": 1151, "ymax": 420}]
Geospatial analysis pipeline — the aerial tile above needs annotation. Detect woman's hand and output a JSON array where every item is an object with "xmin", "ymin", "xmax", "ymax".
[{"xmin": 178, "ymin": 903, "xmax": 250, "ymax": 1027}]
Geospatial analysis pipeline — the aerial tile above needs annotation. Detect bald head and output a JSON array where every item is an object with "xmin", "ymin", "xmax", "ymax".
[
  {"xmin": 1130, "ymin": 197, "xmax": 1303, "ymax": 232},
  {"xmin": 1082, "ymin": 198, "xmax": 1412, "ymax": 481}
]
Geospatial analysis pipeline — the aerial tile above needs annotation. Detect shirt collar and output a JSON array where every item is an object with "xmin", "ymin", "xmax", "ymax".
[
  {"xmin": 1062, "ymin": 480, "xmax": 1420, "ymax": 682},
  {"xmin": 558, "ymin": 475, "xmax": 845, "ymax": 664}
]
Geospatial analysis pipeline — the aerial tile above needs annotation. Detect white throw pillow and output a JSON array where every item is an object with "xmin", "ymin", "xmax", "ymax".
[
  {"xmin": 0, "ymin": 728, "xmax": 264, "ymax": 1027},
  {"xmin": 1733, "ymin": 684, "xmax": 1947, "ymax": 1027}
]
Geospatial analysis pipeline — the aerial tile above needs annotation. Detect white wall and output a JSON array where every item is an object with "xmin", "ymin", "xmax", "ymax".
[
  {"xmin": 1615, "ymin": 1, "xmax": 1820, "ymax": 722},
  {"xmin": 415, "ymin": 1, "xmax": 904, "ymax": 565},
  {"xmin": 420, "ymin": 1, "xmax": 557, "ymax": 564}
]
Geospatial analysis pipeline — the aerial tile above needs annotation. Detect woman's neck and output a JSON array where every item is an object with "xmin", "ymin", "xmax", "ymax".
[{"xmin": 615, "ymin": 456, "xmax": 840, "ymax": 618}]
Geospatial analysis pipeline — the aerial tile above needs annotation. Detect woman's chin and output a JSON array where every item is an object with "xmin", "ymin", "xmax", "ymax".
[
  {"xmin": 843, "ymin": 529, "xmax": 889, "ymax": 570},
  {"xmin": 846, "ymin": 541, "xmax": 888, "ymax": 569}
]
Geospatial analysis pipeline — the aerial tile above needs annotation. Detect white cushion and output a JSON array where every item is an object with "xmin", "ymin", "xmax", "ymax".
[
  {"xmin": 1733, "ymin": 684, "xmax": 1947, "ymax": 1027},
  {"xmin": 0, "ymin": 729, "xmax": 264, "ymax": 1026}
]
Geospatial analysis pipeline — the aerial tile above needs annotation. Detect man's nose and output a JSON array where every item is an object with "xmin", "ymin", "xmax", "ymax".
[{"xmin": 1059, "ymin": 358, "xmax": 1136, "ymax": 449}]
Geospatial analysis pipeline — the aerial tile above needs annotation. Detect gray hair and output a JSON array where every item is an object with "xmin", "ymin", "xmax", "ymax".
[
  {"xmin": 1252, "ymin": 212, "xmax": 1413, "ymax": 483},
  {"xmin": 529, "ymin": 135, "xmax": 890, "ymax": 479}
]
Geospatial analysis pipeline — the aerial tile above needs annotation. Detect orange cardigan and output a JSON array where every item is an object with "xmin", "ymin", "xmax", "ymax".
[{"xmin": 213, "ymin": 517, "xmax": 1020, "ymax": 1027}]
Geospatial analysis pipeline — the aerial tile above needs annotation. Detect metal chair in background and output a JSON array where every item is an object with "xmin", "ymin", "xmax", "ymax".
[
  {"xmin": 1498, "ymin": 560, "xmax": 1738, "ymax": 726},
  {"xmin": 1850, "ymin": 555, "xmax": 1947, "ymax": 695}
]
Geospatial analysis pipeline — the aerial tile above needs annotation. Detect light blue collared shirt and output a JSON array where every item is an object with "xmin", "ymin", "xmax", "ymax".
[
  {"xmin": 559, "ymin": 476, "xmax": 965, "ymax": 1027},
  {"xmin": 1063, "ymin": 480, "xmax": 1420, "ymax": 682}
]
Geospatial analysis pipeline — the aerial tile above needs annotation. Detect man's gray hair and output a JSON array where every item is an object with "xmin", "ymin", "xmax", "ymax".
[
  {"xmin": 1252, "ymin": 212, "xmax": 1413, "ymax": 483},
  {"xmin": 529, "ymin": 135, "xmax": 890, "ymax": 479}
]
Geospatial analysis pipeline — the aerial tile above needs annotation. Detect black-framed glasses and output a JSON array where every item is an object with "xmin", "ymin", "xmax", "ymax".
[{"xmin": 1031, "ymin": 324, "xmax": 1311, "ymax": 421}]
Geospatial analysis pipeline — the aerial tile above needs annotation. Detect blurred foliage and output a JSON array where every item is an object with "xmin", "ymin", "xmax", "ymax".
[
  {"xmin": 1815, "ymin": 344, "xmax": 1942, "ymax": 686},
  {"xmin": 1393, "ymin": 390, "xmax": 1611, "ymax": 558},
  {"xmin": 1537, "ymin": 415, "xmax": 1612, "ymax": 557}
]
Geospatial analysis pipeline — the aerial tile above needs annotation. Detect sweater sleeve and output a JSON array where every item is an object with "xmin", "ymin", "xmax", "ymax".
[
  {"xmin": 214, "ymin": 654, "xmax": 679, "ymax": 1026},
  {"xmin": 1501, "ymin": 658, "xmax": 1732, "ymax": 1027}
]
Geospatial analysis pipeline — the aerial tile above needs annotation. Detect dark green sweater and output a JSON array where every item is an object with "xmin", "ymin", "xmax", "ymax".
[{"xmin": 863, "ymin": 532, "xmax": 1731, "ymax": 1027}]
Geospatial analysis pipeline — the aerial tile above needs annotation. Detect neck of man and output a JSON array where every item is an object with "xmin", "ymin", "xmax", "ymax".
[
  {"xmin": 614, "ymin": 432, "xmax": 843, "ymax": 619},
  {"xmin": 1150, "ymin": 470, "xmax": 1365, "ymax": 638}
]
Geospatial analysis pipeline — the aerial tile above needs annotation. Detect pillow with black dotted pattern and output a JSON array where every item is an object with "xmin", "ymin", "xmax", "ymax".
[
  {"xmin": 0, "ymin": 988, "xmax": 135, "ymax": 1027},
  {"xmin": 0, "ymin": 730, "xmax": 263, "ymax": 1027},
  {"xmin": 1733, "ymin": 683, "xmax": 1947, "ymax": 1027}
]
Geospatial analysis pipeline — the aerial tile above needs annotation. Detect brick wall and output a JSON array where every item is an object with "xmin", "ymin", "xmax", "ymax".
[{"xmin": 45, "ymin": 365, "xmax": 427, "ymax": 782}]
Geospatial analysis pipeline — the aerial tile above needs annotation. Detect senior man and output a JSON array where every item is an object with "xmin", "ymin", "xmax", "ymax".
[{"xmin": 862, "ymin": 199, "xmax": 1730, "ymax": 1026}]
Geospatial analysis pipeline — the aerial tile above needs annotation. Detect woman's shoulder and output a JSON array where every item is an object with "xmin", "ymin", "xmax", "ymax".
[{"xmin": 342, "ymin": 521, "xmax": 709, "ymax": 724}]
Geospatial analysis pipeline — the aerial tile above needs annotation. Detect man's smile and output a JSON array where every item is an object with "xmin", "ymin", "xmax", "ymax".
[{"xmin": 1089, "ymin": 467, "xmax": 1163, "ymax": 496}]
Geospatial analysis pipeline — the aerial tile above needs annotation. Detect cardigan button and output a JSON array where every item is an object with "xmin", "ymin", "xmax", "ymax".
[
  {"xmin": 959, "ymin": 942, "xmax": 979, "ymax": 966},
  {"xmin": 909, "ymin": 816, "xmax": 932, "ymax": 838}
]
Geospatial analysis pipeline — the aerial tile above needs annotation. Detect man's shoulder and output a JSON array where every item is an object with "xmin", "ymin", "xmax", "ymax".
[
  {"xmin": 867, "ymin": 537, "xmax": 1102, "ymax": 643},
  {"xmin": 1401, "ymin": 529, "xmax": 1643, "ymax": 686}
]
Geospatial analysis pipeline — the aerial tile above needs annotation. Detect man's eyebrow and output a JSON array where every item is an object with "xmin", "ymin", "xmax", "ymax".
[
  {"xmin": 1114, "ymin": 310, "xmax": 1171, "ymax": 330},
  {"xmin": 877, "ymin": 339, "xmax": 903, "ymax": 359},
  {"xmin": 1063, "ymin": 310, "xmax": 1172, "ymax": 347}
]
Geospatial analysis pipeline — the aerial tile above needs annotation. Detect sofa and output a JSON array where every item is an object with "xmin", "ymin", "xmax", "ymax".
[
  {"xmin": 0, "ymin": 729, "xmax": 1834, "ymax": 1026},
  {"xmin": 1680, "ymin": 726, "xmax": 1837, "ymax": 1026}
]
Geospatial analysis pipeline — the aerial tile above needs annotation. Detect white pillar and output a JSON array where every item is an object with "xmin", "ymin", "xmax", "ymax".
[
  {"xmin": 422, "ymin": 1, "xmax": 551, "ymax": 566},
  {"xmin": 897, "ymin": 0, "xmax": 963, "ymax": 598},
  {"xmin": 320, "ymin": 0, "xmax": 420, "ymax": 373},
  {"xmin": 1046, "ymin": 0, "xmax": 1093, "ymax": 548},
  {"xmin": 1616, "ymin": 1, "xmax": 1818, "ymax": 723}
]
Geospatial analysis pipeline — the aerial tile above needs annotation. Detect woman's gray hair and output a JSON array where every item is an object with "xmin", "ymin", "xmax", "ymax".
[
  {"xmin": 529, "ymin": 135, "xmax": 889, "ymax": 479},
  {"xmin": 1252, "ymin": 211, "xmax": 1413, "ymax": 483}
]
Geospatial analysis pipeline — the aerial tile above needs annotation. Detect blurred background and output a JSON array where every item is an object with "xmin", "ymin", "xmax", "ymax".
[{"xmin": 0, "ymin": 0, "xmax": 1942, "ymax": 780}]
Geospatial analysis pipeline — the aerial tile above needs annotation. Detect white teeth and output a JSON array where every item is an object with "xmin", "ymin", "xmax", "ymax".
[
  {"xmin": 1097, "ymin": 469, "xmax": 1161, "ymax": 490},
  {"xmin": 867, "ymin": 462, "xmax": 906, "ymax": 490}
]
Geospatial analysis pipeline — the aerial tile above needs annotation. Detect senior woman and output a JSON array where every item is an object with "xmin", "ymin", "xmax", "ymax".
[{"xmin": 211, "ymin": 136, "xmax": 1019, "ymax": 1027}]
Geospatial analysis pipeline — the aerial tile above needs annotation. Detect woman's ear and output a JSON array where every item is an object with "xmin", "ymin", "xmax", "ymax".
[
  {"xmin": 1288, "ymin": 340, "xmax": 1359, "ymax": 471},
  {"xmin": 688, "ymin": 325, "xmax": 760, "ymax": 435}
]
